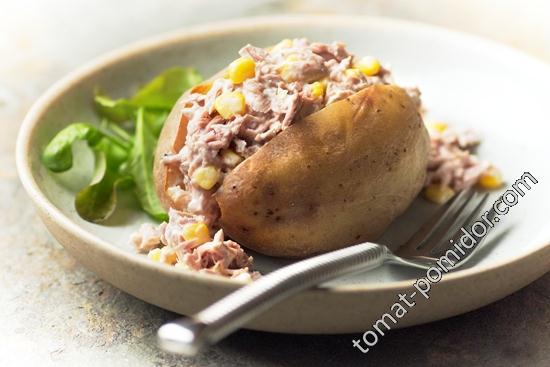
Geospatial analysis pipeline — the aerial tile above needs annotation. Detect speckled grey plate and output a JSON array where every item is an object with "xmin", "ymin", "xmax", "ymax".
[{"xmin": 16, "ymin": 15, "xmax": 550, "ymax": 333}]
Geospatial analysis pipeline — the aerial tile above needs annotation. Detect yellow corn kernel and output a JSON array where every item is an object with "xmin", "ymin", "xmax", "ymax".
[
  {"xmin": 190, "ymin": 81, "xmax": 212, "ymax": 95},
  {"xmin": 214, "ymin": 91, "xmax": 246, "ymax": 119},
  {"xmin": 272, "ymin": 38, "xmax": 293, "ymax": 51},
  {"xmin": 423, "ymin": 184, "xmax": 455, "ymax": 204},
  {"xmin": 228, "ymin": 57, "xmax": 256, "ymax": 84},
  {"xmin": 285, "ymin": 54, "xmax": 300, "ymax": 62},
  {"xmin": 427, "ymin": 121, "xmax": 448, "ymax": 133},
  {"xmin": 147, "ymin": 248, "xmax": 162, "ymax": 262},
  {"xmin": 310, "ymin": 81, "xmax": 325, "ymax": 98},
  {"xmin": 182, "ymin": 222, "xmax": 210, "ymax": 245},
  {"xmin": 279, "ymin": 55, "xmax": 302, "ymax": 82},
  {"xmin": 221, "ymin": 149, "xmax": 243, "ymax": 167},
  {"xmin": 345, "ymin": 68, "xmax": 362, "ymax": 78},
  {"xmin": 356, "ymin": 56, "xmax": 381, "ymax": 76},
  {"xmin": 160, "ymin": 247, "xmax": 178, "ymax": 265},
  {"xmin": 280, "ymin": 64, "xmax": 294, "ymax": 82},
  {"xmin": 478, "ymin": 167, "xmax": 503, "ymax": 189},
  {"xmin": 192, "ymin": 166, "xmax": 220, "ymax": 190}
]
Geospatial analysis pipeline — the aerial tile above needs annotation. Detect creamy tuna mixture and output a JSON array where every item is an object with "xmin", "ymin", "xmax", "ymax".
[
  {"xmin": 425, "ymin": 126, "xmax": 489, "ymax": 190},
  {"xmin": 131, "ymin": 39, "xmax": 497, "ymax": 279}
]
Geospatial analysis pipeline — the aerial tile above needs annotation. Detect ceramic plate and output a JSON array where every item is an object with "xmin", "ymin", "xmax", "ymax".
[{"xmin": 16, "ymin": 15, "xmax": 550, "ymax": 333}]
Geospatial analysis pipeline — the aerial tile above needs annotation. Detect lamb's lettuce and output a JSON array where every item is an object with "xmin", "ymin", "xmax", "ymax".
[
  {"xmin": 130, "ymin": 67, "xmax": 202, "ymax": 109},
  {"xmin": 93, "ymin": 67, "xmax": 202, "ymax": 121},
  {"xmin": 75, "ymin": 147, "xmax": 132, "ymax": 222},
  {"xmin": 94, "ymin": 95, "xmax": 135, "ymax": 123},
  {"xmin": 126, "ymin": 108, "xmax": 168, "ymax": 221},
  {"xmin": 42, "ymin": 67, "xmax": 202, "ymax": 223},
  {"xmin": 42, "ymin": 123, "xmax": 103, "ymax": 172}
]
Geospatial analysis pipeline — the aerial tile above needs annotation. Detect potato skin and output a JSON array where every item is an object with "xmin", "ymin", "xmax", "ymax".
[
  {"xmin": 154, "ymin": 96, "xmax": 187, "ymax": 210},
  {"xmin": 216, "ymin": 84, "xmax": 430, "ymax": 257}
]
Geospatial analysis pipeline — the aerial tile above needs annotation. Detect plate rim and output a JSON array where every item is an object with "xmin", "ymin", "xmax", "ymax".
[{"xmin": 16, "ymin": 14, "xmax": 550, "ymax": 295}]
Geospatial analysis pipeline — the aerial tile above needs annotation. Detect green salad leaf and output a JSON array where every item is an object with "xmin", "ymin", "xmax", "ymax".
[
  {"xmin": 94, "ymin": 67, "xmax": 202, "ymax": 121},
  {"xmin": 42, "ymin": 66, "xmax": 202, "ymax": 223},
  {"xmin": 75, "ymin": 149, "xmax": 132, "ymax": 222},
  {"xmin": 126, "ymin": 108, "xmax": 168, "ymax": 221},
  {"xmin": 42, "ymin": 123, "xmax": 102, "ymax": 172},
  {"xmin": 94, "ymin": 95, "xmax": 136, "ymax": 123},
  {"xmin": 131, "ymin": 67, "xmax": 202, "ymax": 109},
  {"xmin": 143, "ymin": 109, "xmax": 169, "ymax": 137}
]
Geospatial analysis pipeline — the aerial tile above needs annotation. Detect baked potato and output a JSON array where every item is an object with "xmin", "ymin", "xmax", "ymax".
[{"xmin": 155, "ymin": 83, "xmax": 429, "ymax": 257}]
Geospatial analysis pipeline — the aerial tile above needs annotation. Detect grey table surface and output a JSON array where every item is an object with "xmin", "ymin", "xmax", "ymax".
[{"xmin": 1, "ymin": 1, "xmax": 549, "ymax": 366}]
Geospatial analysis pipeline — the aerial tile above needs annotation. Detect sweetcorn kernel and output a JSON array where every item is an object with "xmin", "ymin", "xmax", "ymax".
[
  {"xmin": 160, "ymin": 247, "xmax": 178, "ymax": 265},
  {"xmin": 272, "ymin": 38, "xmax": 293, "ymax": 51},
  {"xmin": 356, "ymin": 56, "xmax": 381, "ymax": 76},
  {"xmin": 182, "ymin": 222, "xmax": 210, "ymax": 245},
  {"xmin": 279, "ymin": 55, "xmax": 302, "ymax": 82},
  {"xmin": 280, "ymin": 65, "xmax": 294, "ymax": 82},
  {"xmin": 285, "ymin": 54, "xmax": 300, "ymax": 62},
  {"xmin": 427, "ymin": 121, "xmax": 448, "ymax": 133},
  {"xmin": 147, "ymin": 248, "xmax": 162, "ymax": 262},
  {"xmin": 228, "ymin": 57, "xmax": 256, "ymax": 84},
  {"xmin": 310, "ymin": 81, "xmax": 325, "ymax": 98},
  {"xmin": 192, "ymin": 166, "xmax": 220, "ymax": 190},
  {"xmin": 424, "ymin": 184, "xmax": 455, "ymax": 204},
  {"xmin": 214, "ymin": 91, "xmax": 246, "ymax": 119},
  {"xmin": 344, "ymin": 68, "xmax": 362, "ymax": 78},
  {"xmin": 478, "ymin": 167, "xmax": 503, "ymax": 189},
  {"xmin": 221, "ymin": 149, "xmax": 243, "ymax": 167},
  {"xmin": 190, "ymin": 82, "xmax": 212, "ymax": 95}
]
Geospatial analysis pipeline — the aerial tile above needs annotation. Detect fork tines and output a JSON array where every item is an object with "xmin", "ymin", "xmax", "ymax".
[{"xmin": 396, "ymin": 188, "xmax": 490, "ymax": 259}]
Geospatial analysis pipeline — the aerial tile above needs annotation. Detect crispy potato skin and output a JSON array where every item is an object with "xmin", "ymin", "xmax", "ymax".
[{"xmin": 216, "ymin": 85, "xmax": 430, "ymax": 257}]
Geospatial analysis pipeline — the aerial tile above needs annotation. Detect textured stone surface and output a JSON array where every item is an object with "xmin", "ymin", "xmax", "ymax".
[{"xmin": 1, "ymin": 1, "xmax": 548, "ymax": 366}]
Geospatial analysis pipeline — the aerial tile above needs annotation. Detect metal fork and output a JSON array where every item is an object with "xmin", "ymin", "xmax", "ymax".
[{"xmin": 158, "ymin": 188, "xmax": 494, "ymax": 355}]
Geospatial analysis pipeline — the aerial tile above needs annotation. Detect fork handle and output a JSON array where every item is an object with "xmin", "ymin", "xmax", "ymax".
[{"xmin": 157, "ymin": 242, "xmax": 389, "ymax": 355}]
